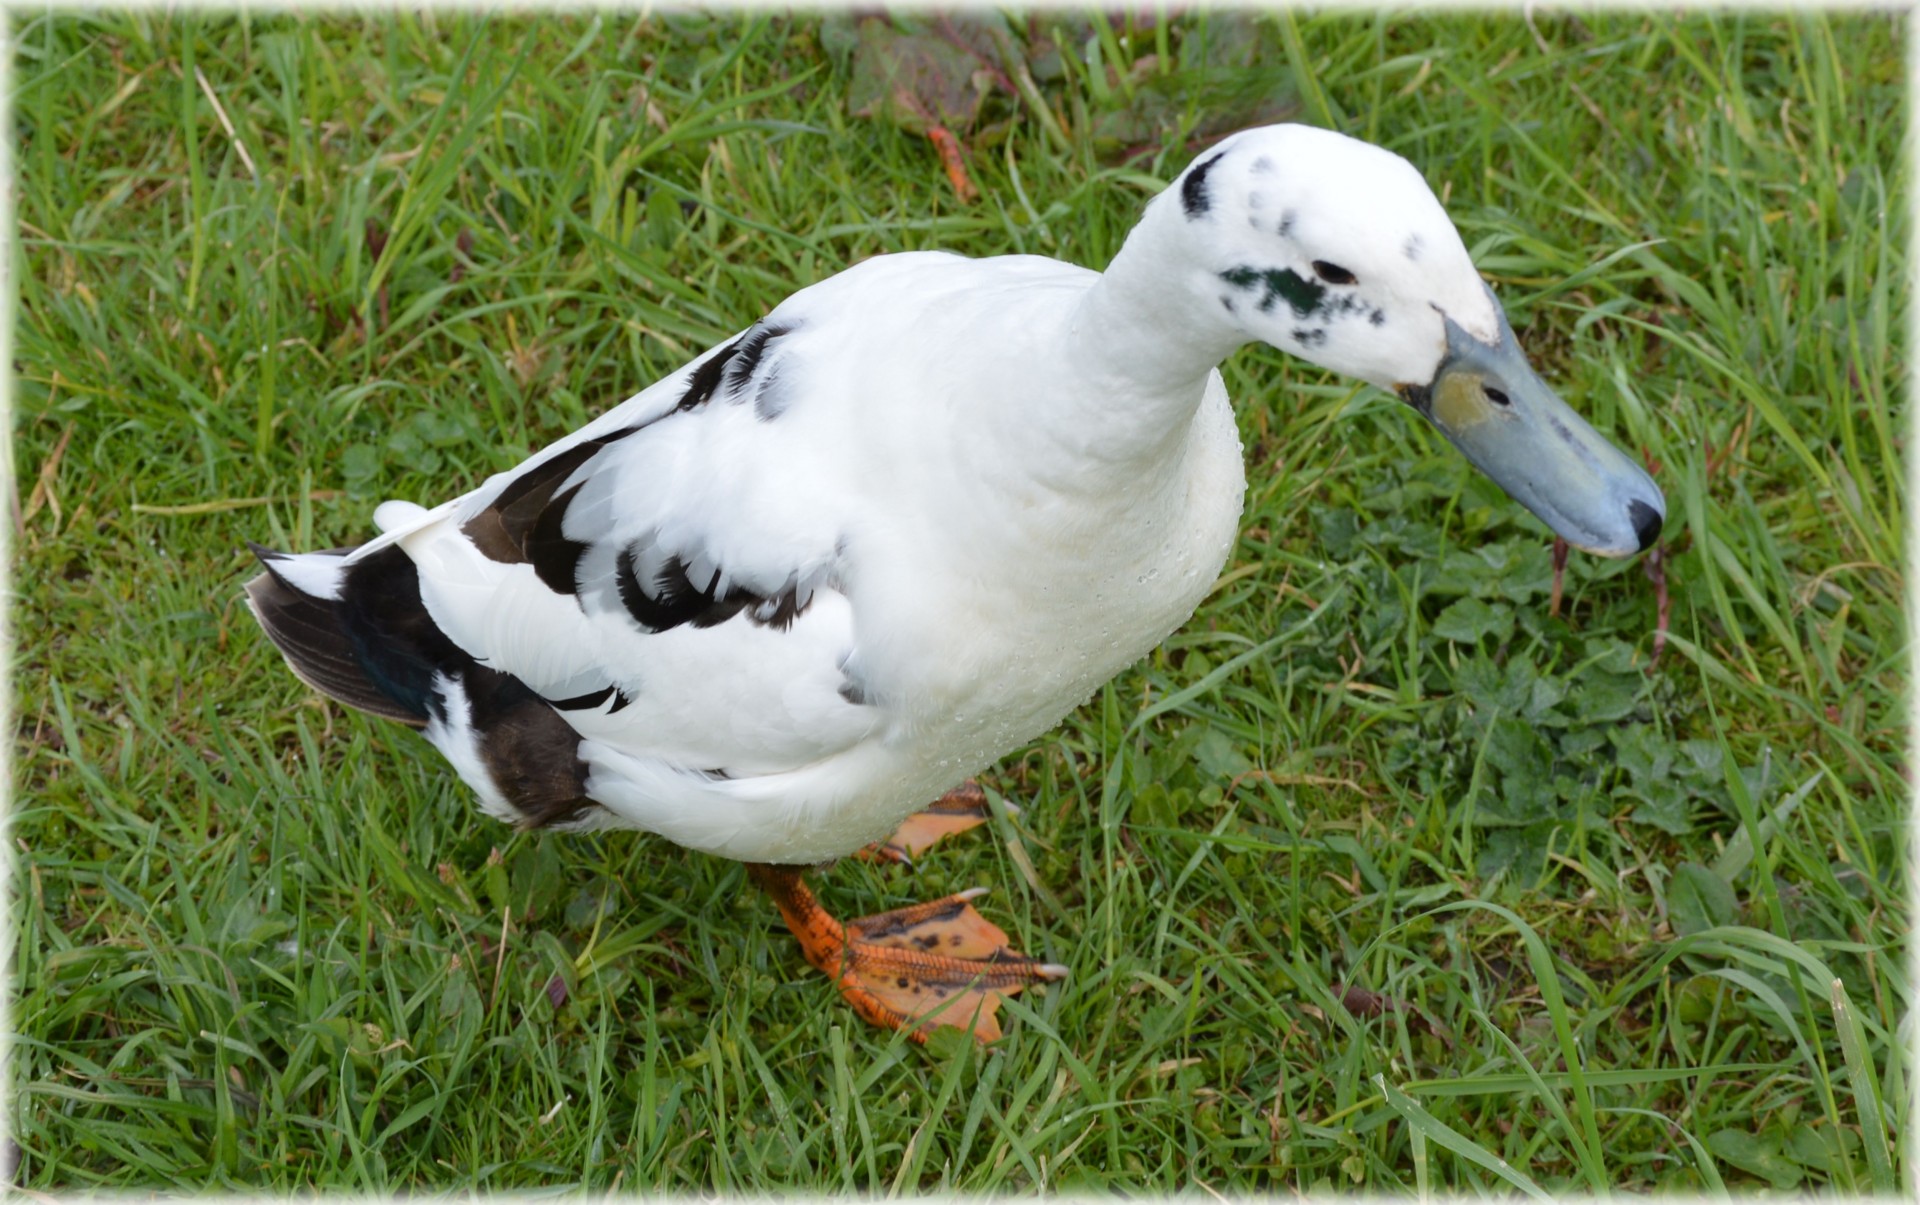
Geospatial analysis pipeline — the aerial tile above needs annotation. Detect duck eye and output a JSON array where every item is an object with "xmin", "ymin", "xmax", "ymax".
[
  {"xmin": 1311, "ymin": 260, "xmax": 1356, "ymax": 285},
  {"xmin": 1485, "ymin": 386, "xmax": 1511, "ymax": 407}
]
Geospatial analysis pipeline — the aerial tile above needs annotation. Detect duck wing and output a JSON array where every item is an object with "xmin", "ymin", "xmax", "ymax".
[{"xmin": 249, "ymin": 316, "xmax": 879, "ymax": 834}]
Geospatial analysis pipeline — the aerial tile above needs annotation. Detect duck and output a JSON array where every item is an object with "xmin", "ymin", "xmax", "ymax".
[{"xmin": 246, "ymin": 123, "xmax": 1665, "ymax": 1043}]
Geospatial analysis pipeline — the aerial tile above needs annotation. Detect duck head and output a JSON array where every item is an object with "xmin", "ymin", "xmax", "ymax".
[{"xmin": 1166, "ymin": 124, "xmax": 1664, "ymax": 557}]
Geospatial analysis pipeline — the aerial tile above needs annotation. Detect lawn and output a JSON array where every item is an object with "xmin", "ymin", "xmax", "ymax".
[{"xmin": 11, "ymin": 8, "xmax": 1907, "ymax": 1193}]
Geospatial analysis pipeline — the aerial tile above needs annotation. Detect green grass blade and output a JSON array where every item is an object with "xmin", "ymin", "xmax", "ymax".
[
  {"xmin": 1374, "ymin": 1074, "xmax": 1551, "ymax": 1199},
  {"xmin": 1831, "ymin": 977, "xmax": 1897, "ymax": 1193}
]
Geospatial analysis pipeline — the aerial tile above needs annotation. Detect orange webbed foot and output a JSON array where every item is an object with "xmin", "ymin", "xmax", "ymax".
[
  {"xmin": 837, "ymin": 888, "xmax": 1066, "ymax": 1041},
  {"xmin": 749, "ymin": 856, "xmax": 1064, "ymax": 1043}
]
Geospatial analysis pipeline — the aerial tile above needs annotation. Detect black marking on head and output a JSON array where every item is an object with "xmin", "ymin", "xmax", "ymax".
[
  {"xmin": 1251, "ymin": 155, "xmax": 1275, "ymax": 175},
  {"xmin": 1369, "ymin": 308, "xmax": 1386, "ymax": 327},
  {"xmin": 1291, "ymin": 327, "xmax": 1328, "ymax": 348},
  {"xmin": 1403, "ymin": 234, "xmax": 1424, "ymax": 261},
  {"xmin": 1220, "ymin": 295, "xmax": 1237, "ymax": 315},
  {"xmin": 1277, "ymin": 209, "xmax": 1297, "ymax": 238},
  {"xmin": 1219, "ymin": 265, "xmax": 1326, "ymax": 317},
  {"xmin": 1318, "ymin": 292, "xmax": 1373, "ymax": 321},
  {"xmin": 1181, "ymin": 152, "xmax": 1226, "ymax": 219}
]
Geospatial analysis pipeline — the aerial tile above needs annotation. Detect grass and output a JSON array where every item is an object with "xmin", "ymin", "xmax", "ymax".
[{"xmin": 11, "ymin": 8, "xmax": 1907, "ymax": 1193}]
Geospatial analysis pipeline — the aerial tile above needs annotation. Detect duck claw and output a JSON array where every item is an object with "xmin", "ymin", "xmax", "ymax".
[{"xmin": 836, "ymin": 893, "xmax": 1066, "ymax": 1042}]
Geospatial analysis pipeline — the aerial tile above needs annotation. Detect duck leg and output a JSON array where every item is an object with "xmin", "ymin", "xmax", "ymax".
[{"xmin": 747, "ymin": 861, "xmax": 1066, "ymax": 1043}]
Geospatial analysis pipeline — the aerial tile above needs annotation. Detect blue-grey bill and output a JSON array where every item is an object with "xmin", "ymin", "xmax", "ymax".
[{"xmin": 1401, "ymin": 292, "xmax": 1665, "ymax": 558}]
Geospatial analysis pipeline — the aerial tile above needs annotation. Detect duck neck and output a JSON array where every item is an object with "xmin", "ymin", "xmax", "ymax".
[{"xmin": 1059, "ymin": 212, "xmax": 1247, "ymax": 470}]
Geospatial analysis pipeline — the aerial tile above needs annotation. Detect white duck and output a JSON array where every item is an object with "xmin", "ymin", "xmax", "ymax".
[{"xmin": 248, "ymin": 124, "xmax": 1664, "ymax": 1041}]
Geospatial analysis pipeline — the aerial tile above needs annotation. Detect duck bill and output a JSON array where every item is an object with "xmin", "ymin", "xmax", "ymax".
[{"xmin": 1398, "ymin": 295, "xmax": 1665, "ymax": 558}]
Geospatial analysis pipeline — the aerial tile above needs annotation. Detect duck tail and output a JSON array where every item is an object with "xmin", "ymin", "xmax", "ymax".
[
  {"xmin": 243, "ymin": 542, "xmax": 431, "ymax": 728},
  {"xmin": 245, "ymin": 540, "xmax": 602, "ymax": 829}
]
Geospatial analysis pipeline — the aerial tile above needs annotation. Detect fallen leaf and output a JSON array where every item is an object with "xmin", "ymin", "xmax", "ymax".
[
  {"xmin": 840, "ymin": 13, "xmax": 1027, "ymax": 203},
  {"xmin": 846, "ymin": 15, "xmax": 998, "ymax": 135}
]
